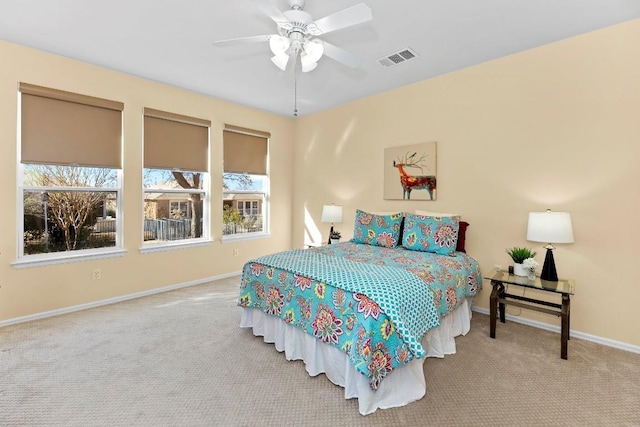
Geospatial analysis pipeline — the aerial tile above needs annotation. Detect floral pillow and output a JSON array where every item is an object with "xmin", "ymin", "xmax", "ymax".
[
  {"xmin": 402, "ymin": 213, "xmax": 460, "ymax": 255},
  {"xmin": 351, "ymin": 209, "xmax": 403, "ymax": 248},
  {"xmin": 415, "ymin": 209, "xmax": 468, "ymax": 252}
]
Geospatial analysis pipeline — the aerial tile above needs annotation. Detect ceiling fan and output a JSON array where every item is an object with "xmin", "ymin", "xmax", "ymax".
[{"xmin": 212, "ymin": 0, "xmax": 373, "ymax": 73}]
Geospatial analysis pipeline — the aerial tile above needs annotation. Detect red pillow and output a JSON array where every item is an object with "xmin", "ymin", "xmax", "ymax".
[{"xmin": 456, "ymin": 221, "xmax": 469, "ymax": 253}]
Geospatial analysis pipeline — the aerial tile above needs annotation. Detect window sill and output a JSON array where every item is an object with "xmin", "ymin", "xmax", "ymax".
[
  {"xmin": 12, "ymin": 248, "xmax": 127, "ymax": 269},
  {"xmin": 221, "ymin": 232, "xmax": 271, "ymax": 243},
  {"xmin": 139, "ymin": 238, "xmax": 213, "ymax": 254}
]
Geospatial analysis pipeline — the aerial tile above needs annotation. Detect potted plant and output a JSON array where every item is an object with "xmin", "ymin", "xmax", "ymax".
[
  {"xmin": 329, "ymin": 230, "xmax": 342, "ymax": 244},
  {"xmin": 506, "ymin": 246, "xmax": 537, "ymax": 277}
]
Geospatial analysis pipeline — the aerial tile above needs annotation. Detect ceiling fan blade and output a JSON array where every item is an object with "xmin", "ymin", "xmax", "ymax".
[
  {"xmin": 308, "ymin": 3, "xmax": 373, "ymax": 36},
  {"xmin": 212, "ymin": 34, "xmax": 272, "ymax": 48},
  {"xmin": 322, "ymin": 41, "xmax": 364, "ymax": 69},
  {"xmin": 251, "ymin": 0, "xmax": 289, "ymax": 26}
]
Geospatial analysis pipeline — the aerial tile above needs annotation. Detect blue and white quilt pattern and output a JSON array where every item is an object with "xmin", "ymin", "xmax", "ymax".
[{"xmin": 239, "ymin": 242, "xmax": 482, "ymax": 390}]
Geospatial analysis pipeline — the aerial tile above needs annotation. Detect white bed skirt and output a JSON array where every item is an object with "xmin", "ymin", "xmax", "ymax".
[{"xmin": 239, "ymin": 298, "xmax": 473, "ymax": 415}]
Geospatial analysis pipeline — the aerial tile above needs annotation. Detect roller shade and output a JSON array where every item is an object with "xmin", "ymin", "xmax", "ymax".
[
  {"xmin": 143, "ymin": 108, "xmax": 210, "ymax": 172},
  {"xmin": 20, "ymin": 83, "xmax": 124, "ymax": 168},
  {"xmin": 223, "ymin": 125, "xmax": 269, "ymax": 175}
]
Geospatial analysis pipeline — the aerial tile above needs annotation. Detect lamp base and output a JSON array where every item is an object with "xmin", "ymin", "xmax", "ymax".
[
  {"xmin": 540, "ymin": 247, "xmax": 558, "ymax": 281},
  {"xmin": 327, "ymin": 225, "xmax": 333, "ymax": 245}
]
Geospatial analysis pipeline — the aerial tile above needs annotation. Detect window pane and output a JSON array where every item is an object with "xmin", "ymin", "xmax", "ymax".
[
  {"xmin": 222, "ymin": 201, "xmax": 264, "ymax": 236},
  {"xmin": 144, "ymin": 168, "xmax": 204, "ymax": 190},
  {"xmin": 223, "ymin": 173, "xmax": 266, "ymax": 236},
  {"xmin": 143, "ymin": 168, "xmax": 206, "ymax": 243},
  {"xmin": 223, "ymin": 172, "xmax": 265, "ymax": 236},
  {"xmin": 223, "ymin": 173, "xmax": 266, "ymax": 192},
  {"xmin": 23, "ymin": 190, "xmax": 117, "ymax": 255},
  {"xmin": 144, "ymin": 192, "xmax": 203, "ymax": 242},
  {"xmin": 24, "ymin": 164, "xmax": 117, "ymax": 188}
]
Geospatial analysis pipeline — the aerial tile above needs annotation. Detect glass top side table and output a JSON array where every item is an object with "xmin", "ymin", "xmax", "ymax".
[
  {"xmin": 490, "ymin": 270, "xmax": 574, "ymax": 295},
  {"xmin": 486, "ymin": 270, "xmax": 575, "ymax": 360}
]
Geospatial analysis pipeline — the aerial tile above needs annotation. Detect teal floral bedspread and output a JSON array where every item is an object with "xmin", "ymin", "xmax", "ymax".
[{"xmin": 238, "ymin": 242, "xmax": 482, "ymax": 390}]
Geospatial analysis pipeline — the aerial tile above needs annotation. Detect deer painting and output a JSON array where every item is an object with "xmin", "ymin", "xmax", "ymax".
[{"xmin": 393, "ymin": 151, "xmax": 436, "ymax": 200}]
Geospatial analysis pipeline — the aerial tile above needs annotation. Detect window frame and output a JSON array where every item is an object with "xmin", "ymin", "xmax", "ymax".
[
  {"xmin": 140, "ymin": 108, "xmax": 212, "ymax": 253},
  {"xmin": 221, "ymin": 125, "xmax": 270, "ymax": 243},
  {"xmin": 140, "ymin": 174, "xmax": 211, "ymax": 253},
  {"xmin": 14, "ymin": 84, "xmax": 126, "ymax": 268},
  {"xmin": 222, "ymin": 181, "xmax": 270, "ymax": 243},
  {"xmin": 14, "ymin": 165, "xmax": 126, "ymax": 269}
]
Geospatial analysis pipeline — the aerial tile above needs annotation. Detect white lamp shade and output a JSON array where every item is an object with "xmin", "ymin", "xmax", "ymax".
[
  {"xmin": 303, "ymin": 39, "xmax": 324, "ymax": 63},
  {"xmin": 300, "ymin": 56, "xmax": 318, "ymax": 73},
  {"xmin": 301, "ymin": 39, "xmax": 323, "ymax": 73},
  {"xmin": 321, "ymin": 205, "xmax": 343, "ymax": 224},
  {"xmin": 271, "ymin": 54, "xmax": 289, "ymax": 71},
  {"xmin": 527, "ymin": 211, "xmax": 574, "ymax": 244},
  {"xmin": 269, "ymin": 35, "xmax": 290, "ymax": 56}
]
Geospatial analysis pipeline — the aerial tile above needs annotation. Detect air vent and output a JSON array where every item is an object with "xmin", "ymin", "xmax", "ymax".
[{"xmin": 377, "ymin": 48, "xmax": 418, "ymax": 68}]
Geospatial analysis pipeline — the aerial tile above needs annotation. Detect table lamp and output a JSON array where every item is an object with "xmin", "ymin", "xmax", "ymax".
[
  {"xmin": 526, "ymin": 209, "xmax": 574, "ymax": 281},
  {"xmin": 321, "ymin": 204, "xmax": 343, "ymax": 245}
]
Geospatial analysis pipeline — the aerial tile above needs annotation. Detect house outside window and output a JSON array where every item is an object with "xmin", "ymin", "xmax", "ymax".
[
  {"xmin": 17, "ymin": 83, "xmax": 124, "ymax": 266},
  {"xmin": 142, "ymin": 108, "xmax": 210, "ymax": 248},
  {"xmin": 223, "ymin": 175, "xmax": 268, "ymax": 236},
  {"xmin": 223, "ymin": 125, "xmax": 269, "ymax": 239}
]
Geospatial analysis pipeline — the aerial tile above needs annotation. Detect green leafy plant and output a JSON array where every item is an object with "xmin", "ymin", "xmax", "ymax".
[
  {"xmin": 506, "ymin": 246, "xmax": 537, "ymax": 263},
  {"xmin": 330, "ymin": 230, "xmax": 342, "ymax": 240},
  {"xmin": 223, "ymin": 205, "xmax": 243, "ymax": 225}
]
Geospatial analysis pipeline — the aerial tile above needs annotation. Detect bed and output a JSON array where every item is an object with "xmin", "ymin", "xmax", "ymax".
[{"xmin": 238, "ymin": 211, "xmax": 482, "ymax": 415}]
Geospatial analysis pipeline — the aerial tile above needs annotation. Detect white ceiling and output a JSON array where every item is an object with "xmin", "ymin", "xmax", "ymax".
[{"xmin": 1, "ymin": 0, "xmax": 639, "ymax": 118}]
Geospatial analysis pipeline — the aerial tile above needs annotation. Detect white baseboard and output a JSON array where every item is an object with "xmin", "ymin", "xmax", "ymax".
[
  {"xmin": 0, "ymin": 271, "xmax": 242, "ymax": 328},
  {"xmin": 472, "ymin": 306, "xmax": 640, "ymax": 355},
  {"xmin": 3, "ymin": 281, "xmax": 638, "ymax": 356}
]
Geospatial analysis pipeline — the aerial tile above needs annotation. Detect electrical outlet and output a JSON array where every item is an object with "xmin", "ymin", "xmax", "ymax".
[
  {"xmin": 233, "ymin": 249, "xmax": 239, "ymax": 257},
  {"xmin": 92, "ymin": 269, "xmax": 102, "ymax": 280}
]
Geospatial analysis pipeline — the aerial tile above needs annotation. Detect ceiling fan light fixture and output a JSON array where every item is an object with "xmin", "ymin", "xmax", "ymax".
[
  {"xmin": 271, "ymin": 53, "xmax": 289, "ymax": 71},
  {"xmin": 269, "ymin": 35, "xmax": 290, "ymax": 56},
  {"xmin": 303, "ymin": 39, "xmax": 324, "ymax": 63},
  {"xmin": 300, "ymin": 56, "xmax": 317, "ymax": 72}
]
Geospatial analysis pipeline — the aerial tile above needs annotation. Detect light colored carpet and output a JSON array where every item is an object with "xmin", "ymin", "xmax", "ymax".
[{"xmin": 1, "ymin": 276, "xmax": 639, "ymax": 426}]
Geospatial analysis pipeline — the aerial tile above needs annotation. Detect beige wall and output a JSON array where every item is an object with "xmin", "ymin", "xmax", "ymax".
[
  {"xmin": 0, "ymin": 40, "xmax": 294, "ymax": 321},
  {"xmin": 293, "ymin": 20, "xmax": 640, "ymax": 347}
]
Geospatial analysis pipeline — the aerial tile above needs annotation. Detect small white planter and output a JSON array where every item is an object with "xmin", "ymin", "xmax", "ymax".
[
  {"xmin": 330, "ymin": 239, "xmax": 340, "ymax": 244},
  {"xmin": 513, "ymin": 263, "xmax": 528, "ymax": 277}
]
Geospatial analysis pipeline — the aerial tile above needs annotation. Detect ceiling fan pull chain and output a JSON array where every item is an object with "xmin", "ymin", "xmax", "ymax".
[{"xmin": 293, "ymin": 61, "xmax": 298, "ymax": 117}]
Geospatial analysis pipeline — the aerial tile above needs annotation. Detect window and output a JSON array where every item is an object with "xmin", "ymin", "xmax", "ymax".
[
  {"xmin": 169, "ymin": 201, "xmax": 190, "ymax": 219},
  {"xmin": 223, "ymin": 175, "xmax": 268, "ymax": 236},
  {"xmin": 238, "ymin": 201, "xmax": 259, "ymax": 217},
  {"xmin": 223, "ymin": 125, "xmax": 269, "ymax": 239},
  {"xmin": 143, "ymin": 108, "xmax": 210, "ymax": 247},
  {"xmin": 18, "ymin": 83, "xmax": 124, "ymax": 264}
]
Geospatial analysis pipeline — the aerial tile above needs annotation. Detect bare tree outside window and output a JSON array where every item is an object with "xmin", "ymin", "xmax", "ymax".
[
  {"xmin": 172, "ymin": 171, "xmax": 203, "ymax": 238},
  {"xmin": 23, "ymin": 165, "xmax": 118, "ymax": 254},
  {"xmin": 143, "ymin": 169, "xmax": 207, "ymax": 243}
]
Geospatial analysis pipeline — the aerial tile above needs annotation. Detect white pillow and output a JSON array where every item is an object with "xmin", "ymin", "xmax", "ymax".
[{"xmin": 415, "ymin": 210, "xmax": 461, "ymax": 220}]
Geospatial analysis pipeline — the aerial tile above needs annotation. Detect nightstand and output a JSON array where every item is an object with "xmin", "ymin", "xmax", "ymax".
[{"xmin": 486, "ymin": 270, "xmax": 575, "ymax": 360}]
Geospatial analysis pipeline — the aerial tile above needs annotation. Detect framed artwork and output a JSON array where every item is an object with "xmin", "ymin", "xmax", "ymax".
[{"xmin": 383, "ymin": 141, "xmax": 437, "ymax": 200}]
